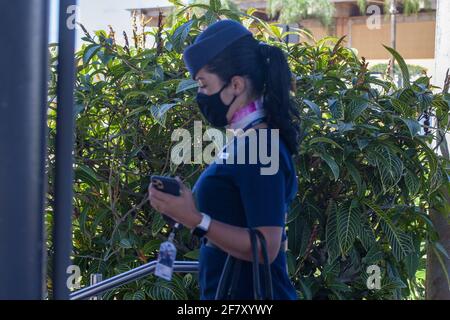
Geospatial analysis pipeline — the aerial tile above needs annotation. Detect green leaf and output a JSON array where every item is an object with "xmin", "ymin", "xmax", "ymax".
[
  {"xmin": 132, "ymin": 290, "xmax": 146, "ymax": 300},
  {"xmin": 415, "ymin": 138, "xmax": 441, "ymax": 193},
  {"xmin": 303, "ymin": 99, "xmax": 322, "ymax": 118},
  {"xmin": 182, "ymin": 274, "xmax": 193, "ymax": 288},
  {"xmin": 147, "ymin": 282, "xmax": 178, "ymax": 300},
  {"xmin": 286, "ymin": 251, "xmax": 296, "ymax": 277},
  {"xmin": 346, "ymin": 98, "xmax": 368, "ymax": 121},
  {"xmin": 356, "ymin": 138, "xmax": 370, "ymax": 151},
  {"xmin": 404, "ymin": 168, "xmax": 420, "ymax": 196},
  {"xmin": 337, "ymin": 121, "xmax": 354, "ymax": 133},
  {"xmin": 270, "ymin": 24, "xmax": 283, "ymax": 39},
  {"xmin": 184, "ymin": 249, "xmax": 200, "ymax": 260},
  {"xmin": 288, "ymin": 213, "xmax": 311, "ymax": 257},
  {"xmin": 150, "ymin": 103, "xmax": 178, "ymax": 127},
  {"xmin": 124, "ymin": 106, "xmax": 148, "ymax": 119},
  {"xmin": 391, "ymin": 98, "xmax": 412, "ymax": 117},
  {"xmin": 119, "ymin": 239, "xmax": 132, "ymax": 249},
  {"xmin": 73, "ymin": 104, "xmax": 85, "ymax": 117},
  {"xmin": 368, "ymin": 145, "xmax": 404, "ymax": 194},
  {"xmin": 83, "ymin": 44, "xmax": 101, "ymax": 65},
  {"xmin": 210, "ymin": 0, "xmax": 222, "ymax": 11},
  {"xmin": 357, "ymin": 218, "xmax": 376, "ymax": 251},
  {"xmin": 323, "ymin": 258, "xmax": 340, "ymax": 283},
  {"xmin": 337, "ymin": 200, "xmax": 361, "ymax": 256},
  {"xmin": 299, "ymin": 277, "xmax": 313, "ymax": 300},
  {"xmin": 318, "ymin": 152, "xmax": 340, "ymax": 181},
  {"xmin": 176, "ymin": 79, "xmax": 199, "ymax": 94},
  {"xmin": 362, "ymin": 245, "xmax": 383, "ymax": 265},
  {"xmin": 325, "ymin": 200, "xmax": 340, "ymax": 261},
  {"xmin": 429, "ymin": 166, "xmax": 444, "ymax": 194},
  {"xmin": 125, "ymin": 90, "xmax": 152, "ymax": 101},
  {"xmin": 151, "ymin": 213, "xmax": 166, "ymax": 237},
  {"xmin": 363, "ymin": 201, "xmax": 413, "ymax": 261},
  {"xmin": 309, "ymin": 137, "xmax": 343, "ymax": 150},
  {"xmin": 345, "ymin": 160, "xmax": 362, "ymax": 195},
  {"xmin": 171, "ymin": 19, "xmax": 197, "ymax": 52},
  {"xmin": 148, "ymin": 279, "xmax": 189, "ymax": 300},
  {"xmin": 74, "ymin": 164, "xmax": 101, "ymax": 190},
  {"xmin": 143, "ymin": 239, "xmax": 162, "ymax": 255},
  {"xmin": 403, "ymin": 252, "xmax": 419, "ymax": 279},
  {"xmin": 381, "ymin": 276, "xmax": 408, "ymax": 292},
  {"xmin": 383, "ymin": 45, "xmax": 410, "ymax": 87},
  {"xmin": 399, "ymin": 118, "xmax": 421, "ymax": 137},
  {"xmin": 91, "ymin": 208, "xmax": 109, "ymax": 232},
  {"xmin": 328, "ymin": 98, "xmax": 344, "ymax": 120}
]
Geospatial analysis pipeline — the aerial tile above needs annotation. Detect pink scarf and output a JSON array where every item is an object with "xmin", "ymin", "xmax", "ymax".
[{"xmin": 228, "ymin": 97, "xmax": 265, "ymax": 129}]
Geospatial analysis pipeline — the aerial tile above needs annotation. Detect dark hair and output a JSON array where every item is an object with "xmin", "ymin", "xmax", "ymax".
[{"xmin": 203, "ymin": 35, "xmax": 300, "ymax": 155}]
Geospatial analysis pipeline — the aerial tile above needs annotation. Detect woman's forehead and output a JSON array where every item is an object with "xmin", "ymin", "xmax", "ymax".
[{"xmin": 195, "ymin": 68, "xmax": 217, "ymax": 82}]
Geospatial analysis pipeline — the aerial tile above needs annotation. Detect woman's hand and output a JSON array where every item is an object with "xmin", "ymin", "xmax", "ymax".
[{"xmin": 148, "ymin": 177, "xmax": 202, "ymax": 229}]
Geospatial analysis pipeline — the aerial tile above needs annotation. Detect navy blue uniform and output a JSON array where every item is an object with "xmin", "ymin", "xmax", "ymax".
[{"xmin": 193, "ymin": 128, "xmax": 298, "ymax": 300}]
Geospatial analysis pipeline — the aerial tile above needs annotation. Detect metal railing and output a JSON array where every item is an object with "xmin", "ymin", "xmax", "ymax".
[{"xmin": 70, "ymin": 260, "xmax": 199, "ymax": 300}]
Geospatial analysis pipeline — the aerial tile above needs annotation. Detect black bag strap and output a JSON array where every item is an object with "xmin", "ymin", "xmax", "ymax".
[
  {"xmin": 214, "ymin": 228, "xmax": 274, "ymax": 300},
  {"xmin": 228, "ymin": 258, "xmax": 242, "ymax": 299},
  {"xmin": 215, "ymin": 254, "xmax": 242, "ymax": 300},
  {"xmin": 248, "ymin": 229, "xmax": 262, "ymax": 300},
  {"xmin": 253, "ymin": 229, "xmax": 274, "ymax": 300},
  {"xmin": 215, "ymin": 254, "xmax": 235, "ymax": 300}
]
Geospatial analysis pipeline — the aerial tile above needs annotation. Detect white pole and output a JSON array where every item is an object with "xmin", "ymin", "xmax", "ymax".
[
  {"xmin": 426, "ymin": 0, "xmax": 450, "ymax": 300},
  {"xmin": 434, "ymin": 0, "xmax": 450, "ymax": 89},
  {"xmin": 433, "ymin": 0, "xmax": 450, "ymax": 154}
]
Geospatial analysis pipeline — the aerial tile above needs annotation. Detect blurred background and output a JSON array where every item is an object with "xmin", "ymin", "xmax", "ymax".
[{"xmin": 48, "ymin": 0, "xmax": 442, "ymax": 84}]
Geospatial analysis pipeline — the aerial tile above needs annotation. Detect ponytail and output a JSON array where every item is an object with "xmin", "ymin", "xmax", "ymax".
[{"xmin": 258, "ymin": 42, "xmax": 300, "ymax": 155}]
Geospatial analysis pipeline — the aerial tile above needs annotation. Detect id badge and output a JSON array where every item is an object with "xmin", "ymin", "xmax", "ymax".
[{"xmin": 154, "ymin": 240, "xmax": 177, "ymax": 281}]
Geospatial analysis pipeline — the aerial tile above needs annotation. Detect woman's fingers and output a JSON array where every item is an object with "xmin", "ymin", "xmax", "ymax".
[
  {"xmin": 149, "ymin": 196, "xmax": 166, "ymax": 213},
  {"xmin": 149, "ymin": 184, "xmax": 172, "ymax": 202},
  {"xmin": 175, "ymin": 176, "xmax": 190, "ymax": 195},
  {"xmin": 174, "ymin": 176, "xmax": 184, "ymax": 192}
]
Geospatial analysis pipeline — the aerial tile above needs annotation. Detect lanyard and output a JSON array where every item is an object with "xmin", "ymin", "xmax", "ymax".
[
  {"xmin": 243, "ymin": 116, "xmax": 267, "ymax": 132},
  {"xmin": 216, "ymin": 114, "xmax": 267, "ymax": 162}
]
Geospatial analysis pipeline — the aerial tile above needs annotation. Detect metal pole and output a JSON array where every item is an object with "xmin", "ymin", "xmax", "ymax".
[
  {"xmin": 70, "ymin": 261, "xmax": 199, "ymax": 300},
  {"xmin": 389, "ymin": 0, "xmax": 397, "ymax": 81},
  {"xmin": 0, "ymin": 0, "xmax": 50, "ymax": 299},
  {"xmin": 89, "ymin": 274, "xmax": 103, "ymax": 300},
  {"xmin": 52, "ymin": 0, "xmax": 78, "ymax": 300}
]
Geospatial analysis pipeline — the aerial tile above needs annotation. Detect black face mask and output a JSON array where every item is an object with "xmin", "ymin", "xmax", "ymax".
[{"xmin": 196, "ymin": 81, "xmax": 237, "ymax": 127}]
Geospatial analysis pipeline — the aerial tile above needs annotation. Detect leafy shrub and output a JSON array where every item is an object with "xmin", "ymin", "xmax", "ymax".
[{"xmin": 46, "ymin": 0, "xmax": 449, "ymax": 300}]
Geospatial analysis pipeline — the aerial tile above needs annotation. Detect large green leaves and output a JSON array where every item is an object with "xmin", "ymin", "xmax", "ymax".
[
  {"xmin": 336, "ymin": 199, "xmax": 362, "ymax": 256},
  {"xmin": 318, "ymin": 152, "xmax": 340, "ymax": 181},
  {"xmin": 363, "ymin": 201, "xmax": 414, "ymax": 262},
  {"xmin": 366, "ymin": 144, "xmax": 404, "ymax": 194},
  {"xmin": 383, "ymin": 45, "xmax": 410, "ymax": 88},
  {"xmin": 325, "ymin": 200, "xmax": 340, "ymax": 261},
  {"xmin": 47, "ymin": 0, "xmax": 449, "ymax": 301}
]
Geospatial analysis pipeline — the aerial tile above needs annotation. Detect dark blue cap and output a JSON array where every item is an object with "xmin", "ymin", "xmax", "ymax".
[{"xmin": 183, "ymin": 19, "xmax": 252, "ymax": 79}]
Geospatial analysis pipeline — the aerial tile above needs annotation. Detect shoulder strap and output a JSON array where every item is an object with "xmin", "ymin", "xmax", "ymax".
[
  {"xmin": 215, "ymin": 254, "xmax": 235, "ymax": 300},
  {"xmin": 253, "ymin": 229, "xmax": 274, "ymax": 300},
  {"xmin": 248, "ymin": 229, "xmax": 263, "ymax": 300}
]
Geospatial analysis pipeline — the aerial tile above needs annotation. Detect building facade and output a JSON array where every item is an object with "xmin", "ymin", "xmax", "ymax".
[{"xmin": 136, "ymin": 0, "xmax": 438, "ymax": 79}]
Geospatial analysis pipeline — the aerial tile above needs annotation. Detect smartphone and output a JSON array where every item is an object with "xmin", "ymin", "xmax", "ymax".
[
  {"xmin": 150, "ymin": 175, "xmax": 181, "ymax": 196},
  {"xmin": 150, "ymin": 175, "xmax": 182, "ymax": 228}
]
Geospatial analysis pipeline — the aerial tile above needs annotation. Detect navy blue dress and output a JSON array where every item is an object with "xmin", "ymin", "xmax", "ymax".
[{"xmin": 193, "ymin": 127, "xmax": 298, "ymax": 300}]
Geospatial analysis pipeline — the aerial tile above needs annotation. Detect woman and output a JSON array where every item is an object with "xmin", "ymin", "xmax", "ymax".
[{"xmin": 148, "ymin": 19, "xmax": 300, "ymax": 300}]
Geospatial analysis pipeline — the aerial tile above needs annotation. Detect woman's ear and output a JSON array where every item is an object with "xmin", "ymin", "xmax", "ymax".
[{"xmin": 230, "ymin": 75, "xmax": 247, "ymax": 95}]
